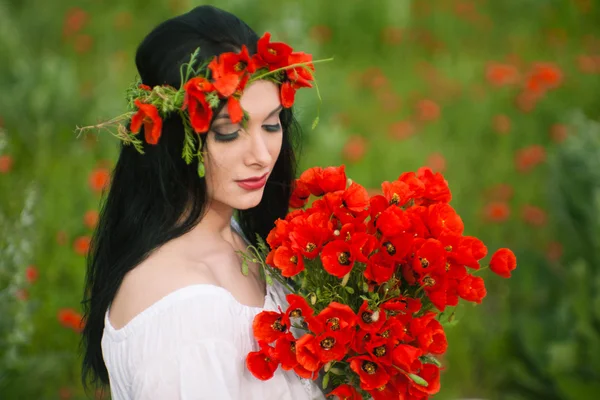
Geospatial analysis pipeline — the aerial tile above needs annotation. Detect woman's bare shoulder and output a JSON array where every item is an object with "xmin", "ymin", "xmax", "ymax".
[{"xmin": 108, "ymin": 246, "xmax": 219, "ymax": 330}]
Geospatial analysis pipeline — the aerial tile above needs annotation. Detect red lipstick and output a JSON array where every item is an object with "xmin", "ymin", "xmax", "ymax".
[{"xmin": 236, "ymin": 173, "xmax": 268, "ymax": 190}]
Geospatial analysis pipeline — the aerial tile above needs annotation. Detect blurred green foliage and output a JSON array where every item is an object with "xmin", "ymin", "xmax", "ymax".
[{"xmin": 1, "ymin": 0, "xmax": 599, "ymax": 399}]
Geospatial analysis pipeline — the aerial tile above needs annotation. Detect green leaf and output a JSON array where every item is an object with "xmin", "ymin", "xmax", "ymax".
[
  {"xmin": 311, "ymin": 116, "xmax": 319, "ymax": 130},
  {"xmin": 197, "ymin": 161, "xmax": 205, "ymax": 178},
  {"xmin": 420, "ymin": 355, "xmax": 442, "ymax": 367},
  {"xmin": 407, "ymin": 373, "xmax": 429, "ymax": 387},
  {"xmin": 322, "ymin": 372, "xmax": 330, "ymax": 389},
  {"xmin": 241, "ymin": 259, "xmax": 249, "ymax": 276}
]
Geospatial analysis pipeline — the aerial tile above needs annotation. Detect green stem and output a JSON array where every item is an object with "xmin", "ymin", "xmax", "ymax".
[{"xmin": 248, "ymin": 57, "xmax": 335, "ymax": 82}]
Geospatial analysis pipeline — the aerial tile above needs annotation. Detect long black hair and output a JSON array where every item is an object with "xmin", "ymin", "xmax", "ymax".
[{"xmin": 81, "ymin": 5, "xmax": 301, "ymax": 390}]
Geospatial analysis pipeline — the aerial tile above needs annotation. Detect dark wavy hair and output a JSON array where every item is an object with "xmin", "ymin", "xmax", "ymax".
[{"xmin": 80, "ymin": 5, "xmax": 301, "ymax": 391}]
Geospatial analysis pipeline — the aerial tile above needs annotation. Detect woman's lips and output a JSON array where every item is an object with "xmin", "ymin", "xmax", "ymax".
[{"xmin": 236, "ymin": 173, "xmax": 268, "ymax": 190}]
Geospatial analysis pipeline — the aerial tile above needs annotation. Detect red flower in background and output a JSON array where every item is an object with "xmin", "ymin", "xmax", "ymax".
[
  {"xmin": 489, "ymin": 248, "xmax": 517, "ymax": 278},
  {"xmin": 388, "ymin": 120, "xmax": 416, "ymax": 140},
  {"xmin": 525, "ymin": 62, "xmax": 563, "ymax": 94},
  {"xmin": 486, "ymin": 62, "xmax": 520, "ymax": 86},
  {"xmin": 0, "ymin": 154, "xmax": 13, "ymax": 174},
  {"xmin": 84, "ymin": 210, "xmax": 99, "ymax": 229},
  {"xmin": 515, "ymin": 145, "xmax": 546, "ymax": 173},
  {"xmin": 415, "ymin": 99, "xmax": 440, "ymax": 122},
  {"xmin": 26, "ymin": 265, "xmax": 39, "ymax": 283},
  {"xmin": 521, "ymin": 205, "xmax": 547, "ymax": 227},
  {"xmin": 58, "ymin": 308, "xmax": 85, "ymax": 332},
  {"xmin": 63, "ymin": 7, "xmax": 89, "ymax": 38},
  {"xmin": 342, "ymin": 136, "xmax": 368, "ymax": 163},
  {"xmin": 483, "ymin": 202, "xmax": 510, "ymax": 222},
  {"xmin": 73, "ymin": 236, "xmax": 91, "ymax": 255},
  {"xmin": 89, "ymin": 168, "xmax": 110, "ymax": 192}
]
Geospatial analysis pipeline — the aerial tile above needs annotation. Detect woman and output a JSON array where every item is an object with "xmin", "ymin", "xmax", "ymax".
[{"xmin": 81, "ymin": 5, "xmax": 326, "ymax": 399}]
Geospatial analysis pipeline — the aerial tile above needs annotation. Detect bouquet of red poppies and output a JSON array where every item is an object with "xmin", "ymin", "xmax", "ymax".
[{"xmin": 242, "ymin": 165, "xmax": 517, "ymax": 400}]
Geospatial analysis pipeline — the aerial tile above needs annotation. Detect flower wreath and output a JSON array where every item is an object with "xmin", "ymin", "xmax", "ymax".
[{"xmin": 77, "ymin": 32, "xmax": 331, "ymax": 177}]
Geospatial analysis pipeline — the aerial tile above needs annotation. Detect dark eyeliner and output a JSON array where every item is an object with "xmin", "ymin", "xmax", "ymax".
[
  {"xmin": 264, "ymin": 124, "xmax": 282, "ymax": 132},
  {"xmin": 213, "ymin": 130, "xmax": 240, "ymax": 142}
]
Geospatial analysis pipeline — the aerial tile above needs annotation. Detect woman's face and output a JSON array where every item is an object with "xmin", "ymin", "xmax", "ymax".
[{"xmin": 204, "ymin": 80, "xmax": 283, "ymax": 211}]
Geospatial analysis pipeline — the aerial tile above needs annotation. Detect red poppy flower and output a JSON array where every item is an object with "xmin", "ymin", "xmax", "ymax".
[
  {"xmin": 350, "ymin": 232, "xmax": 378, "ymax": 263},
  {"xmin": 321, "ymin": 165, "xmax": 347, "ymax": 193},
  {"xmin": 289, "ymin": 179, "xmax": 311, "ymax": 208},
  {"xmin": 407, "ymin": 363, "xmax": 441, "ymax": 396},
  {"xmin": 130, "ymin": 100, "xmax": 163, "ymax": 145},
  {"xmin": 246, "ymin": 341, "xmax": 280, "ymax": 380},
  {"xmin": 252, "ymin": 309, "xmax": 289, "ymax": 343},
  {"xmin": 381, "ymin": 296, "xmax": 422, "ymax": 316},
  {"xmin": 416, "ymin": 167, "xmax": 451, "ymax": 205},
  {"xmin": 182, "ymin": 77, "xmax": 214, "ymax": 134},
  {"xmin": 376, "ymin": 206, "xmax": 412, "ymax": 238},
  {"xmin": 364, "ymin": 252, "xmax": 395, "ymax": 284},
  {"xmin": 314, "ymin": 329, "xmax": 352, "ymax": 363},
  {"xmin": 366, "ymin": 337, "xmax": 394, "ymax": 366},
  {"xmin": 369, "ymin": 195, "xmax": 388, "ymax": 229},
  {"xmin": 289, "ymin": 214, "xmax": 330, "ymax": 259},
  {"xmin": 299, "ymin": 167, "xmax": 325, "ymax": 196},
  {"xmin": 210, "ymin": 45, "xmax": 250, "ymax": 77},
  {"xmin": 382, "ymin": 179, "xmax": 417, "ymax": 207},
  {"xmin": 457, "ymin": 274, "xmax": 487, "ymax": 303},
  {"xmin": 285, "ymin": 294, "xmax": 314, "ymax": 320},
  {"xmin": 280, "ymin": 81, "xmax": 298, "ymax": 108},
  {"xmin": 412, "ymin": 239, "xmax": 446, "ymax": 275},
  {"xmin": 274, "ymin": 333, "xmax": 298, "ymax": 370},
  {"xmin": 256, "ymin": 32, "xmax": 293, "ymax": 70},
  {"xmin": 410, "ymin": 312, "xmax": 447, "ymax": 355},
  {"xmin": 295, "ymin": 334, "xmax": 323, "ymax": 372},
  {"xmin": 427, "ymin": 203, "xmax": 464, "ymax": 237},
  {"xmin": 348, "ymin": 355, "xmax": 390, "ymax": 391},
  {"xmin": 391, "ymin": 344, "xmax": 423, "ymax": 374},
  {"xmin": 326, "ymin": 384, "xmax": 361, "ymax": 400},
  {"xmin": 273, "ymin": 245, "xmax": 305, "ymax": 277},
  {"xmin": 286, "ymin": 51, "xmax": 315, "ymax": 87},
  {"xmin": 266, "ymin": 219, "xmax": 290, "ymax": 249},
  {"xmin": 341, "ymin": 182, "xmax": 370, "ymax": 213},
  {"xmin": 358, "ymin": 300, "xmax": 387, "ymax": 332},
  {"xmin": 320, "ymin": 239, "xmax": 355, "ymax": 278},
  {"xmin": 489, "ymin": 248, "xmax": 517, "ymax": 278},
  {"xmin": 311, "ymin": 302, "xmax": 358, "ymax": 334},
  {"xmin": 418, "ymin": 270, "xmax": 448, "ymax": 311}
]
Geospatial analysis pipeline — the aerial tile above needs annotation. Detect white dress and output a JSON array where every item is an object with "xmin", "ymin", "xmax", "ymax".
[{"xmin": 101, "ymin": 221, "xmax": 326, "ymax": 400}]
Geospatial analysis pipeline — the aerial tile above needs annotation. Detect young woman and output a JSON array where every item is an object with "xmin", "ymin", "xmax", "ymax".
[{"xmin": 81, "ymin": 5, "xmax": 325, "ymax": 399}]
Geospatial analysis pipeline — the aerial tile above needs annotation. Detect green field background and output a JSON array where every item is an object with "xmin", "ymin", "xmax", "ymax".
[{"xmin": 1, "ymin": 0, "xmax": 600, "ymax": 399}]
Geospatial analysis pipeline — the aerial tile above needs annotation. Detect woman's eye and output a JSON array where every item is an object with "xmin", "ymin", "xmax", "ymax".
[
  {"xmin": 213, "ymin": 129, "xmax": 240, "ymax": 142},
  {"xmin": 263, "ymin": 124, "xmax": 282, "ymax": 133}
]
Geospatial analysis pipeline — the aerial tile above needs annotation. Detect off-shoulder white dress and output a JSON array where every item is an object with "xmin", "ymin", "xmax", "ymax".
[{"xmin": 101, "ymin": 220, "xmax": 325, "ymax": 400}]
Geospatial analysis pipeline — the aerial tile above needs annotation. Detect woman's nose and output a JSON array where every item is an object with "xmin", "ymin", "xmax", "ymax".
[{"xmin": 245, "ymin": 129, "xmax": 272, "ymax": 167}]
